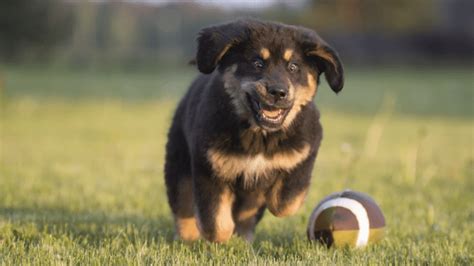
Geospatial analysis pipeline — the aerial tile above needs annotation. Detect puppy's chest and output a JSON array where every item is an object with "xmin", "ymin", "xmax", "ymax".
[{"xmin": 207, "ymin": 142, "xmax": 310, "ymax": 186}]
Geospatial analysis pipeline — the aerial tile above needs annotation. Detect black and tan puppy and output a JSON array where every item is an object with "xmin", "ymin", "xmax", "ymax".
[{"xmin": 165, "ymin": 19, "xmax": 344, "ymax": 243}]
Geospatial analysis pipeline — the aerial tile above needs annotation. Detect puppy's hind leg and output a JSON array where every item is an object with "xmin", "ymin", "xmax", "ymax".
[
  {"xmin": 164, "ymin": 128, "xmax": 200, "ymax": 241},
  {"xmin": 173, "ymin": 178, "xmax": 200, "ymax": 241}
]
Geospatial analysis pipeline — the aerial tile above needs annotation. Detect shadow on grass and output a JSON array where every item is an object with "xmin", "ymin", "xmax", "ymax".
[
  {"xmin": 1, "ymin": 206, "xmax": 327, "ymax": 253},
  {"xmin": 0, "ymin": 207, "xmax": 175, "ymax": 247}
]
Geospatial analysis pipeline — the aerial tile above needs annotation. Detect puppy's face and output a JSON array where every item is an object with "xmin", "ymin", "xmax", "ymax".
[
  {"xmin": 196, "ymin": 20, "xmax": 344, "ymax": 131},
  {"xmin": 222, "ymin": 46, "xmax": 316, "ymax": 131}
]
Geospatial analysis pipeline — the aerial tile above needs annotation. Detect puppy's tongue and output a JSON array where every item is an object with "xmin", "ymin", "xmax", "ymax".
[{"xmin": 262, "ymin": 109, "xmax": 282, "ymax": 118}]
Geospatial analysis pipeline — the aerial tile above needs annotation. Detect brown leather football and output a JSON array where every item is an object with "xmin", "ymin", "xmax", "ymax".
[{"xmin": 307, "ymin": 190, "xmax": 385, "ymax": 248}]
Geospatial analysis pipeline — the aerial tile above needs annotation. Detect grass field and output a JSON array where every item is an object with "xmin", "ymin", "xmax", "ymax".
[{"xmin": 0, "ymin": 66, "xmax": 473, "ymax": 264}]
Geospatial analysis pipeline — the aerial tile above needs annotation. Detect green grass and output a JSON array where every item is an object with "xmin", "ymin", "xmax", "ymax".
[{"xmin": 0, "ymin": 66, "xmax": 473, "ymax": 264}]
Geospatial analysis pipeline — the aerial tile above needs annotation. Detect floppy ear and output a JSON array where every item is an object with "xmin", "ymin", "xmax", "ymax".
[
  {"xmin": 196, "ymin": 21, "xmax": 249, "ymax": 74},
  {"xmin": 300, "ymin": 29, "xmax": 344, "ymax": 93}
]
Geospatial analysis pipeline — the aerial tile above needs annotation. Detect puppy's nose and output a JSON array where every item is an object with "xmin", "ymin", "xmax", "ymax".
[{"xmin": 267, "ymin": 85, "xmax": 288, "ymax": 100}]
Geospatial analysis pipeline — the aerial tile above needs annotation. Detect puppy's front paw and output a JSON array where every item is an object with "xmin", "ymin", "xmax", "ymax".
[
  {"xmin": 196, "ymin": 187, "xmax": 235, "ymax": 243},
  {"xmin": 198, "ymin": 220, "xmax": 234, "ymax": 243},
  {"xmin": 175, "ymin": 216, "xmax": 201, "ymax": 242}
]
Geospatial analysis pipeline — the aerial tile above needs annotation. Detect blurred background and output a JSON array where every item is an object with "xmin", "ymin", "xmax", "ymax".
[
  {"xmin": 1, "ymin": 0, "xmax": 473, "ymax": 113},
  {"xmin": 1, "ymin": 0, "xmax": 473, "ymax": 66},
  {"xmin": 0, "ymin": 0, "xmax": 472, "ymax": 113}
]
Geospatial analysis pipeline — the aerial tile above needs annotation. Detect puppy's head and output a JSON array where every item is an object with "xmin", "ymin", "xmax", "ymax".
[{"xmin": 195, "ymin": 19, "xmax": 344, "ymax": 131}]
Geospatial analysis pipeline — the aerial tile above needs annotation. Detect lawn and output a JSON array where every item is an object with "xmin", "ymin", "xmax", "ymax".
[{"xmin": 0, "ymin": 66, "xmax": 473, "ymax": 264}]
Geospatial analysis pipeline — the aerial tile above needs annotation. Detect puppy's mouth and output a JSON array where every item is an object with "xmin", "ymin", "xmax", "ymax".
[{"xmin": 246, "ymin": 93, "xmax": 291, "ymax": 130}]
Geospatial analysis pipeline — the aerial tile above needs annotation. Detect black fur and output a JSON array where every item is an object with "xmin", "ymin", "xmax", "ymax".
[{"xmin": 165, "ymin": 19, "xmax": 344, "ymax": 243}]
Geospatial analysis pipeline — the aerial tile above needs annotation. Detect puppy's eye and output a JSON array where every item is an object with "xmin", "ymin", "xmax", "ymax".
[
  {"xmin": 253, "ymin": 59, "xmax": 264, "ymax": 69},
  {"xmin": 288, "ymin": 62, "xmax": 299, "ymax": 73}
]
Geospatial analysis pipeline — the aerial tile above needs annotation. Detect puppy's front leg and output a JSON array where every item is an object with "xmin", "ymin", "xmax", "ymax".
[
  {"xmin": 266, "ymin": 152, "xmax": 316, "ymax": 217},
  {"xmin": 233, "ymin": 190, "xmax": 266, "ymax": 242},
  {"xmin": 194, "ymin": 174, "xmax": 235, "ymax": 243}
]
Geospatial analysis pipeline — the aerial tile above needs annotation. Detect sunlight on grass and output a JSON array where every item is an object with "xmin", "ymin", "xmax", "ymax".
[{"xmin": 0, "ymin": 67, "xmax": 473, "ymax": 264}]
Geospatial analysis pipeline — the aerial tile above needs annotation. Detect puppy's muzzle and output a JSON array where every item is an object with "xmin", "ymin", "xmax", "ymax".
[{"xmin": 246, "ymin": 83, "xmax": 293, "ymax": 130}]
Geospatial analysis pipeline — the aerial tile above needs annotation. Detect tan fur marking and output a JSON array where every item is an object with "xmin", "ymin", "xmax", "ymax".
[
  {"xmin": 254, "ymin": 81, "xmax": 267, "ymax": 95},
  {"xmin": 235, "ymin": 192, "xmax": 265, "ymax": 242},
  {"xmin": 283, "ymin": 49, "xmax": 294, "ymax": 61},
  {"xmin": 283, "ymin": 73, "xmax": 317, "ymax": 128},
  {"xmin": 238, "ymin": 208, "xmax": 259, "ymax": 221},
  {"xmin": 236, "ymin": 193, "xmax": 265, "ymax": 221},
  {"xmin": 307, "ymin": 48, "xmax": 338, "ymax": 73},
  {"xmin": 268, "ymin": 184, "xmax": 308, "ymax": 217},
  {"xmin": 267, "ymin": 179, "xmax": 283, "ymax": 215},
  {"xmin": 207, "ymin": 144, "xmax": 311, "ymax": 186},
  {"xmin": 176, "ymin": 217, "xmax": 200, "ymax": 241},
  {"xmin": 260, "ymin": 48, "xmax": 270, "ymax": 60},
  {"xmin": 277, "ymin": 190, "xmax": 307, "ymax": 217},
  {"xmin": 214, "ymin": 187, "xmax": 235, "ymax": 242},
  {"xmin": 173, "ymin": 178, "xmax": 200, "ymax": 241},
  {"xmin": 215, "ymin": 44, "xmax": 233, "ymax": 65}
]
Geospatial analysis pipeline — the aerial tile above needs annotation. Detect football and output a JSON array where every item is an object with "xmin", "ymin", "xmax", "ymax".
[{"xmin": 307, "ymin": 190, "xmax": 385, "ymax": 248}]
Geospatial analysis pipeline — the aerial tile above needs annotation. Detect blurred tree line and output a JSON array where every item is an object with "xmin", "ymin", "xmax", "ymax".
[
  {"xmin": 0, "ymin": 0, "xmax": 472, "ymax": 68},
  {"xmin": 0, "ymin": 0, "xmax": 74, "ymax": 62}
]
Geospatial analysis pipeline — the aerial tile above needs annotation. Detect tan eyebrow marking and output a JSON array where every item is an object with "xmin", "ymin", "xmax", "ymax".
[
  {"xmin": 260, "ymin": 48, "xmax": 270, "ymax": 60},
  {"xmin": 283, "ymin": 49, "xmax": 294, "ymax": 61}
]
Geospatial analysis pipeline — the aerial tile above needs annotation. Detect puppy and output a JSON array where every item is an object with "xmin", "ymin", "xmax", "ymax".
[{"xmin": 165, "ymin": 19, "xmax": 344, "ymax": 243}]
